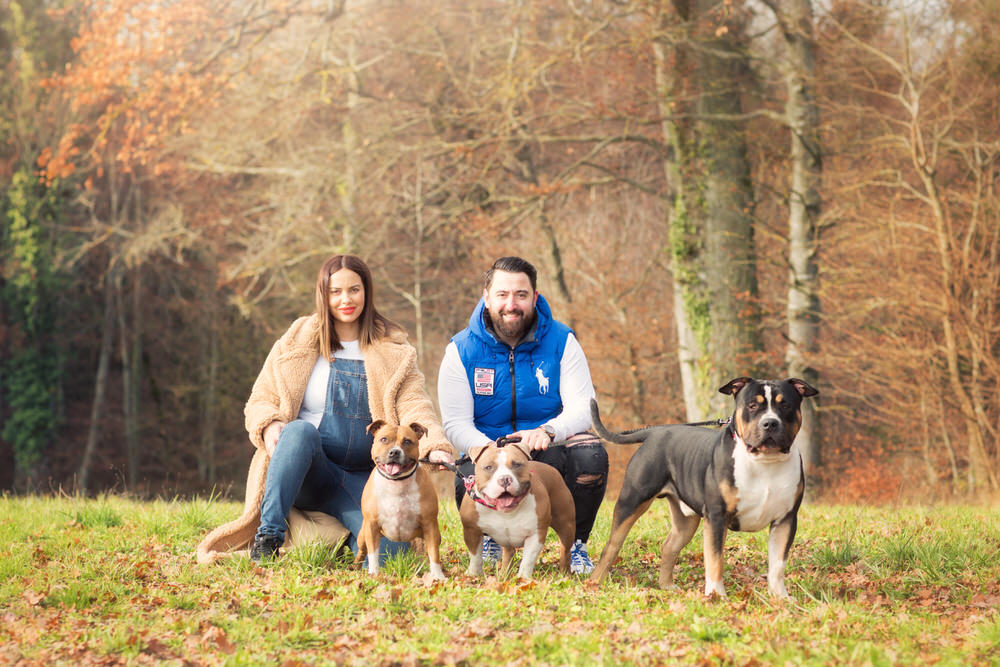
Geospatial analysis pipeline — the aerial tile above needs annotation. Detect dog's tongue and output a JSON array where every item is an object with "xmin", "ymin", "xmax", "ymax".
[
  {"xmin": 384, "ymin": 462, "xmax": 403, "ymax": 477},
  {"xmin": 493, "ymin": 493, "xmax": 522, "ymax": 510}
]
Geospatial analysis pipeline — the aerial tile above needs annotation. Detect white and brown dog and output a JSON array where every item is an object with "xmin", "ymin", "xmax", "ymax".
[
  {"xmin": 459, "ymin": 439, "xmax": 575, "ymax": 580},
  {"xmin": 357, "ymin": 421, "xmax": 445, "ymax": 580}
]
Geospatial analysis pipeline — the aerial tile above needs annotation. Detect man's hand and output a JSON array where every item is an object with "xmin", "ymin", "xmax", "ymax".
[
  {"xmin": 510, "ymin": 427, "xmax": 552, "ymax": 452},
  {"xmin": 263, "ymin": 420, "xmax": 286, "ymax": 457}
]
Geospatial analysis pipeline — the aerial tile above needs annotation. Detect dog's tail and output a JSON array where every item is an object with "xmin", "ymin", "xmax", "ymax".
[{"xmin": 590, "ymin": 398, "xmax": 653, "ymax": 444}]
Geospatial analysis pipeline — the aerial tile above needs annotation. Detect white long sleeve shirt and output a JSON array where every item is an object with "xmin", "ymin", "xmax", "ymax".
[{"xmin": 437, "ymin": 333, "xmax": 596, "ymax": 455}]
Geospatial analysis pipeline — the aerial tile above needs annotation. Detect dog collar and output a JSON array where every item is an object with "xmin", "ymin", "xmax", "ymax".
[
  {"xmin": 376, "ymin": 461, "xmax": 419, "ymax": 481},
  {"xmin": 463, "ymin": 475, "xmax": 500, "ymax": 508}
]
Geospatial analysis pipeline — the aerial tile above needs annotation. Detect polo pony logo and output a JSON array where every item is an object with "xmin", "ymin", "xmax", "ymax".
[{"xmin": 535, "ymin": 366, "xmax": 550, "ymax": 394}]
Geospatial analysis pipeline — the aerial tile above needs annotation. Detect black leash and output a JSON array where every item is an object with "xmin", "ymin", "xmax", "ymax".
[
  {"xmin": 419, "ymin": 433, "xmax": 601, "ymax": 502},
  {"xmin": 417, "ymin": 458, "xmax": 463, "ymax": 476},
  {"xmin": 416, "ymin": 457, "xmax": 498, "ymax": 508},
  {"xmin": 682, "ymin": 416, "xmax": 732, "ymax": 428},
  {"xmin": 495, "ymin": 433, "xmax": 603, "ymax": 449},
  {"xmin": 419, "ymin": 418, "xmax": 727, "ymax": 482}
]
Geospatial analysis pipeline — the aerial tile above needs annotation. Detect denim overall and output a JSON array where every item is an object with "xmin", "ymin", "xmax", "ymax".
[{"xmin": 257, "ymin": 358, "xmax": 407, "ymax": 558}]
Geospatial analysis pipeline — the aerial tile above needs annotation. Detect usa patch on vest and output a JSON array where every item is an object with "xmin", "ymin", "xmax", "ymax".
[{"xmin": 474, "ymin": 367, "xmax": 495, "ymax": 395}]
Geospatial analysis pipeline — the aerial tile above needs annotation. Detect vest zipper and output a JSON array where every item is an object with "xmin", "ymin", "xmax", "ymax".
[{"xmin": 509, "ymin": 348, "xmax": 517, "ymax": 432}]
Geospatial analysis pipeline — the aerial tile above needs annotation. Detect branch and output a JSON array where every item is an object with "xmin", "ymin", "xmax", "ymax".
[{"xmin": 184, "ymin": 159, "xmax": 309, "ymax": 177}]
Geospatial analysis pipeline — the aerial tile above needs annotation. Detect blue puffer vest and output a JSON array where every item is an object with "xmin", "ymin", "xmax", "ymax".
[{"xmin": 451, "ymin": 294, "xmax": 572, "ymax": 441}]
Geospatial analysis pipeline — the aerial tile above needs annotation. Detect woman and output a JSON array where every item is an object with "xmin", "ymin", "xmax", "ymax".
[{"xmin": 196, "ymin": 254, "xmax": 454, "ymax": 564}]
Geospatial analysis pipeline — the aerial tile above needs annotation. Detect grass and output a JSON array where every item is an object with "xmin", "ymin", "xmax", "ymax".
[{"xmin": 1, "ymin": 493, "xmax": 998, "ymax": 665}]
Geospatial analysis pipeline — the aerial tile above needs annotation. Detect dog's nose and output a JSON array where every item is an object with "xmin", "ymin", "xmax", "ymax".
[
  {"xmin": 760, "ymin": 417, "xmax": 780, "ymax": 432},
  {"xmin": 498, "ymin": 475, "xmax": 513, "ymax": 489},
  {"xmin": 387, "ymin": 447, "xmax": 404, "ymax": 462}
]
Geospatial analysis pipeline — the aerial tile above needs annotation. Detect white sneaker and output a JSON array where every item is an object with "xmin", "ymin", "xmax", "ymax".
[
  {"xmin": 569, "ymin": 539, "xmax": 594, "ymax": 575},
  {"xmin": 482, "ymin": 536, "xmax": 502, "ymax": 564}
]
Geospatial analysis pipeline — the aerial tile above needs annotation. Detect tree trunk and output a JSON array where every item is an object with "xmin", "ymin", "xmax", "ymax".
[
  {"xmin": 118, "ymin": 268, "xmax": 142, "ymax": 489},
  {"xmin": 79, "ymin": 270, "xmax": 116, "ymax": 494},
  {"xmin": 653, "ymin": 17, "xmax": 706, "ymax": 421},
  {"xmin": 695, "ymin": 1, "xmax": 760, "ymax": 415},
  {"xmin": 412, "ymin": 165, "xmax": 425, "ymax": 363},
  {"xmin": 129, "ymin": 184, "xmax": 144, "ymax": 488},
  {"xmin": 340, "ymin": 33, "xmax": 361, "ymax": 251},
  {"xmin": 768, "ymin": 0, "xmax": 822, "ymax": 470},
  {"xmin": 662, "ymin": 0, "xmax": 761, "ymax": 417},
  {"xmin": 541, "ymin": 205, "xmax": 573, "ymax": 307},
  {"xmin": 199, "ymin": 302, "xmax": 219, "ymax": 485}
]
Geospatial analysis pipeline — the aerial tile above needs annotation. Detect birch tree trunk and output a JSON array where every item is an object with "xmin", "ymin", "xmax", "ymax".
[
  {"xmin": 654, "ymin": 16, "xmax": 704, "ymax": 421},
  {"xmin": 766, "ymin": 0, "xmax": 822, "ymax": 470}
]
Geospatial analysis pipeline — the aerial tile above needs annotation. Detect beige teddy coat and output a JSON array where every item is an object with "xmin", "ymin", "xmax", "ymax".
[{"xmin": 195, "ymin": 314, "xmax": 453, "ymax": 564}]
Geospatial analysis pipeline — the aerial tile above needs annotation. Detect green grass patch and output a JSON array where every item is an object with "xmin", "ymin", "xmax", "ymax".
[{"xmin": 0, "ymin": 494, "xmax": 997, "ymax": 665}]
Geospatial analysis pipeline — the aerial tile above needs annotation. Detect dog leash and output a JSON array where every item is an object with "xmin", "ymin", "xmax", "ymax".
[
  {"xmin": 496, "ymin": 433, "xmax": 604, "ymax": 449},
  {"xmin": 418, "ymin": 421, "xmax": 721, "ymax": 474},
  {"xmin": 416, "ymin": 457, "xmax": 500, "ymax": 509},
  {"xmin": 611, "ymin": 416, "xmax": 730, "ymax": 440},
  {"xmin": 682, "ymin": 416, "xmax": 732, "ymax": 428},
  {"xmin": 416, "ymin": 432, "xmax": 600, "ymax": 473},
  {"xmin": 419, "ymin": 435, "xmax": 564, "ymax": 510}
]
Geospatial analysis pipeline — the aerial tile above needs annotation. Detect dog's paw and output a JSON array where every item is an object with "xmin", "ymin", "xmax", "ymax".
[
  {"xmin": 418, "ymin": 569, "xmax": 447, "ymax": 586},
  {"xmin": 466, "ymin": 553, "xmax": 484, "ymax": 577},
  {"xmin": 703, "ymin": 583, "xmax": 728, "ymax": 599}
]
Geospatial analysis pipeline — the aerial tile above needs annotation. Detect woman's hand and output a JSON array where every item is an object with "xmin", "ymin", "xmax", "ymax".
[
  {"xmin": 263, "ymin": 420, "xmax": 286, "ymax": 457},
  {"xmin": 425, "ymin": 449, "xmax": 455, "ymax": 469}
]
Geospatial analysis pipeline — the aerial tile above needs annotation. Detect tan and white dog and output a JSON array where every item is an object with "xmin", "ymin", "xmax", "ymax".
[
  {"xmin": 357, "ymin": 421, "xmax": 446, "ymax": 580},
  {"xmin": 459, "ymin": 439, "xmax": 575, "ymax": 580}
]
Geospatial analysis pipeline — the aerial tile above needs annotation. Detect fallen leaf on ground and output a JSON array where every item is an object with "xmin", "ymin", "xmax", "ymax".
[
  {"xmin": 22, "ymin": 591, "xmax": 45, "ymax": 606},
  {"xmin": 200, "ymin": 625, "xmax": 236, "ymax": 654}
]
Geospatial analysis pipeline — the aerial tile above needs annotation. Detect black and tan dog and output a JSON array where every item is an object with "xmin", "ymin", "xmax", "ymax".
[{"xmin": 589, "ymin": 377, "xmax": 818, "ymax": 598}]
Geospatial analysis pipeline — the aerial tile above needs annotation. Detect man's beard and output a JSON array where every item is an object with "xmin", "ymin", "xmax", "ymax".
[{"xmin": 488, "ymin": 306, "xmax": 535, "ymax": 342}]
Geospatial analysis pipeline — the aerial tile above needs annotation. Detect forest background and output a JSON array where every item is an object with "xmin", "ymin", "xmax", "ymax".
[{"xmin": 1, "ymin": 0, "xmax": 997, "ymax": 504}]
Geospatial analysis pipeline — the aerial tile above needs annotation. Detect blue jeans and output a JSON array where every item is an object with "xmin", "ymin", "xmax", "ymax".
[{"xmin": 256, "ymin": 358, "xmax": 407, "ymax": 559}]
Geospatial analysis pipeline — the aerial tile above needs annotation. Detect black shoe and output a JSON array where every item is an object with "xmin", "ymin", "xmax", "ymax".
[{"xmin": 250, "ymin": 533, "xmax": 282, "ymax": 561}]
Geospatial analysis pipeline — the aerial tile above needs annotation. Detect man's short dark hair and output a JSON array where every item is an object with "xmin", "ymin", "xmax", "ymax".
[{"xmin": 484, "ymin": 256, "xmax": 537, "ymax": 291}]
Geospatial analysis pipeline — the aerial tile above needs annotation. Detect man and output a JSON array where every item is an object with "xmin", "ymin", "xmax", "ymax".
[{"xmin": 438, "ymin": 256, "xmax": 609, "ymax": 574}]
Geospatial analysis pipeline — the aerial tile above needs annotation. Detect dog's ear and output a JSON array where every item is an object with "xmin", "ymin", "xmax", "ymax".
[
  {"xmin": 366, "ymin": 420, "xmax": 386, "ymax": 435},
  {"xmin": 470, "ymin": 443, "xmax": 490, "ymax": 464},
  {"xmin": 511, "ymin": 440, "xmax": 532, "ymax": 457},
  {"xmin": 786, "ymin": 378, "xmax": 819, "ymax": 397},
  {"xmin": 408, "ymin": 422, "xmax": 426, "ymax": 439},
  {"xmin": 718, "ymin": 377, "xmax": 753, "ymax": 396}
]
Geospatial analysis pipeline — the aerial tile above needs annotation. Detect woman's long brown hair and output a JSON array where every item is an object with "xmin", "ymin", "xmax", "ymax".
[{"xmin": 315, "ymin": 254, "xmax": 399, "ymax": 359}]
